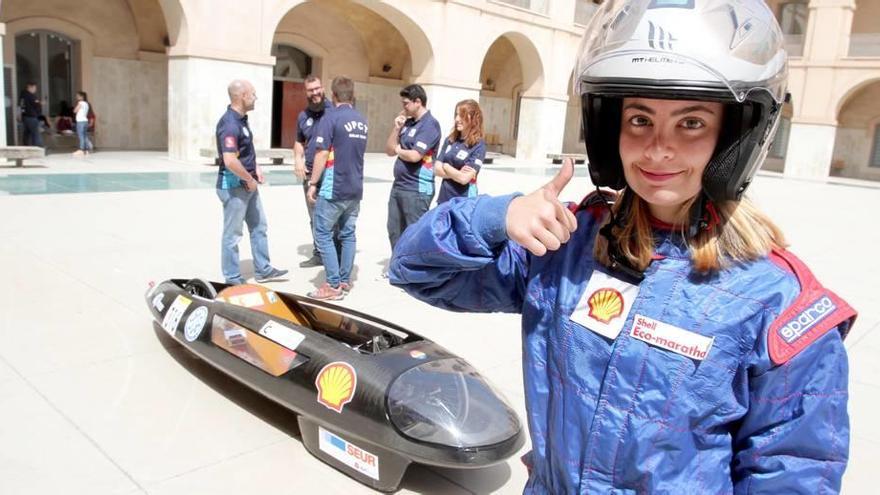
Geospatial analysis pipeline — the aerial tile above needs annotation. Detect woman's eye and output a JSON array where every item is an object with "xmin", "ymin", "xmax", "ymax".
[
  {"xmin": 628, "ymin": 116, "xmax": 650, "ymax": 126},
  {"xmin": 681, "ymin": 118, "xmax": 705, "ymax": 129}
]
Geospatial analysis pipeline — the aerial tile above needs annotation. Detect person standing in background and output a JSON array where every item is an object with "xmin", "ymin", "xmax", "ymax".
[
  {"xmin": 433, "ymin": 99, "xmax": 486, "ymax": 204},
  {"xmin": 215, "ymin": 79, "xmax": 288, "ymax": 285},
  {"xmin": 293, "ymin": 75, "xmax": 334, "ymax": 268},
  {"xmin": 72, "ymin": 91, "xmax": 94, "ymax": 156}
]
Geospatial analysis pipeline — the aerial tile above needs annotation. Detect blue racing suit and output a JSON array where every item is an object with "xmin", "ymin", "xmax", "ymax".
[{"xmin": 389, "ymin": 193, "xmax": 855, "ymax": 494}]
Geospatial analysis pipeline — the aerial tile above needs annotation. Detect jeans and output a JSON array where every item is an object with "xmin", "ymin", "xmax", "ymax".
[
  {"xmin": 76, "ymin": 121, "xmax": 93, "ymax": 151},
  {"xmin": 302, "ymin": 172, "xmax": 319, "ymax": 258},
  {"xmin": 313, "ymin": 197, "xmax": 360, "ymax": 287},
  {"xmin": 386, "ymin": 187, "xmax": 431, "ymax": 249},
  {"xmin": 217, "ymin": 186, "xmax": 272, "ymax": 283},
  {"xmin": 22, "ymin": 117, "xmax": 43, "ymax": 147}
]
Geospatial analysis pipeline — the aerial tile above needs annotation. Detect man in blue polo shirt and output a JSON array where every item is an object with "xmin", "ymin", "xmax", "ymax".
[
  {"xmin": 216, "ymin": 79, "xmax": 287, "ymax": 285},
  {"xmin": 306, "ymin": 76, "xmax": 368, "ymax": 300},
  {"xmin": 383, "ymin": 84, "xmax": 441, "ymax": 257},
  {"xmin": 293, "ymin": 74, "xmax": 334, "ymax": 268}
]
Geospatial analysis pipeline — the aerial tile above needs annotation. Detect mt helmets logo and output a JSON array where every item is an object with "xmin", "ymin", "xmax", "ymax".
[
  {"xmin": 587, "ymin": 288, "xmax": 624, "ymax": 324},
  {"xmin": 778, "ymin": 296, "xmax": 837, "ymax": 344},
  {"xmin": 316, "ymin": 362, "xmax": 357, "ymax": 413}
]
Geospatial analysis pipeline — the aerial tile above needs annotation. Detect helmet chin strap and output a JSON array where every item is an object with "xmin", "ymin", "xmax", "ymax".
[
  {"xmin": 599, "ymin": 189, "xmax": 721, "ymax": 283},
  {"xmin": 598, "ymin": 188, "xmax": 646, "ymax": 283},
  {"xmin": 687, "ymin": 193, "xmax": 721, "ymax": 238}
]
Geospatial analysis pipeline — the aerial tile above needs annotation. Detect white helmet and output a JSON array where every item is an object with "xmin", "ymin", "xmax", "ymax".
[{"xmin": 576, "ymin": 0, "xmax": 788, "ymax": 202}]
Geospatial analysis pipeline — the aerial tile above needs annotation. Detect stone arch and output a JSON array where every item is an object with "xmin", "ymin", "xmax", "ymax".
[
  {"xmin": 834, "ymin": 74, "xmax": 880, "ymax": 117},
  {"xmin": 5, "ymin": 17, "xmax": 96, "ymax": 97},
  {"xmin": 830, "ymin": 76, "xmax": 880, "ymax": 181},
  {"xmin": 477, "ymin": 31, "xmax": 545, "ymax": 96},
  {"xmin": 263, "ymin": 0, "xmax": 434, "ymax": 79}
]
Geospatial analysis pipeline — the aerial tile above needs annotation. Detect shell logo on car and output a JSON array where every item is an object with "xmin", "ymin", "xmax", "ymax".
[
  {"xmin": 316, "ymin": 361, "xmax": 358, "ymax": 413},
  {"xmin": 587, "ymin": 288, "xmax": 624, "ymax": 324}
]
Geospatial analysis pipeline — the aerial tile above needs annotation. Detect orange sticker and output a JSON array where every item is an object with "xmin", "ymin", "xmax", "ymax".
[
  {"xmin": 316, "ymin": 362, "xmax": 357, "ymax": 413},
  {"xmin": 587, "ymin": 288, "xmax": 624, "ymax": 324}
]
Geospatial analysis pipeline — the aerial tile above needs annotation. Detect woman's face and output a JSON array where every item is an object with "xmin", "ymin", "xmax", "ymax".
[
  {"xmin": 454, "ymin": 109, "xmax": 466, "ymax": 132},
  {"xmin": 619, "ymin": 97, "xmax": 723, "ymax": 223}
]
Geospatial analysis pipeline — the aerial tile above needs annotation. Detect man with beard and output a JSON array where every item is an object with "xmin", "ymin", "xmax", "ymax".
[{"xmin": 294, "ymin": 75, "xmax": 335, "ymax": 268}]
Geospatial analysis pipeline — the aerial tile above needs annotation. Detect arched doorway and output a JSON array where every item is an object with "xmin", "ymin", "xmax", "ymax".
[
  {"xmin": 271, "ymin": 43, "xmax": 313, "ymax": 149},
  {"xmin": 830, "ymin": 79, "xmax": 880, "ymax": 181},
  {"xmin": 2, "ymin": 0, "xmax": 174, "ymax": 149},
  {"xmin": 479, "ymin": 36, "xmax": 524, "ymax": 156},
  {"xmin": 271, "ymin": 0, "xmax": 419, "ymax": 152}
]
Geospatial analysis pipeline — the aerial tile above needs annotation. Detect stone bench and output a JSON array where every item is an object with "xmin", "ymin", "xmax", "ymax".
[
  {"xmin": 483, "ymin": 152, "xmax": 502, "ymax": 165},
  {"xmin": 547, "ymin": 153, "xmax": 587, "ymax": 164},
  {"xmin": 0, "ymin": 146, "xmax": 46, "ymax": 167},
  {"xmin": 200, "ymin": 148, "xmax": 294, "ymax": 165}
]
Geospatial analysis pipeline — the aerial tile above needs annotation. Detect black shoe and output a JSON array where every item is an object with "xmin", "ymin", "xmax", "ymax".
[
  {"xmin": 255, "ymin": 267, "xmax": 289, "ymax": 282},
  {"xmin": 299, "ymin": 255, "xmax": 323, "ymax": 268}
]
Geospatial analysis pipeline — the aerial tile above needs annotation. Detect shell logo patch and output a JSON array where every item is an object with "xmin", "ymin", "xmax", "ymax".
[
  {"xmin": 571, "ymin": 270, "xmax": 640, "ymax": 340},
  {"xmin": 587, "ymin": 288, "xmax": 624, "ymax": 323},
  {"xmin": 316, "ymin": 362, "xmax": 357, "ymax": 413}
]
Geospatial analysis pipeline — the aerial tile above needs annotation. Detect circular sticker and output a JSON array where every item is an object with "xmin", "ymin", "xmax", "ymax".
[
  {"xmin": 409, "ymin": 350, "xmax": 427, "ymax": 359},
  {"xmin": 183, "ymin": 306, "xmax": 209, "ymax": 342}
]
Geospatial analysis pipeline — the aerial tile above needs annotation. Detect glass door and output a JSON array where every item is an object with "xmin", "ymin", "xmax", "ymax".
[{"xmin": 15, "ymin": 31, "xmax": 74, "ymax": 126}]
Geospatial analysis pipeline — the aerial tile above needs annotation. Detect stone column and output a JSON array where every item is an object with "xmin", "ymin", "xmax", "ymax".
[
  {"xmin": 515, "ymin": 95, "xmax": 568, "ymax": 162},
  {"xmin": 803, "ymin": 0, "xmax": 855, "ymax": 62},
  {"xmin": 0, "ymin": 23, "xmax": 6, "ymax": 147},
  {"xmin": 167, "ymin": 56, "xmax": 274, "ymax": 162},
  {"xmin": 783, "ymin": 122, "xmax": 838, "ymax": 179}
]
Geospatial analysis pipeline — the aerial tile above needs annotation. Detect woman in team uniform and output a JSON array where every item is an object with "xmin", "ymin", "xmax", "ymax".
[
  {"xmin": 389, "ymin": 0, "xmax": 856, "ymax": 492},
  {"xmin": 433, "ymin": 99, "xmax": 486, "ymax": 204}
]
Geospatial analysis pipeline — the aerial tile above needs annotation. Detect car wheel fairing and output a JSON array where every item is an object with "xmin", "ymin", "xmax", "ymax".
[
  {"xmin": 183, "ymin": 278, "xmax": 218, "ymax": 300},
  {"xmin": 388, "ymin": 359, "xmax": 520, "ymax": 449}
]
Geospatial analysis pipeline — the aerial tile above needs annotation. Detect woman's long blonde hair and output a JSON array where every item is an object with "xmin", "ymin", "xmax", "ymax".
[{"xmin": 594, "ymin": 191, "xmax": 787, "ymax": 273}]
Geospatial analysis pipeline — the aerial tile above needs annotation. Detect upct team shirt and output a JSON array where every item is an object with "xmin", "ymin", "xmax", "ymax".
[
  {"xmin": 313, "ymin": 104, "xmax": 368, "ymax": 201},
  {"xmin": 436, "ymin": 138, "xmax": 486, "ymax": 204},
  {"xmin": 296, "ymin": 99, "xmax": 333, "ymax": 172},
  {"xmin": 393, "ymin": 111, "xmax": 441, "ymax": 195},
  {"xmin": 216, "ymin": 106, "xmax": 257, "ymax": 189}
]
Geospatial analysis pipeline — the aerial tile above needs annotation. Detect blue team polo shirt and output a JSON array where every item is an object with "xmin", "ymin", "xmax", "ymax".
[
  {"xmin": 436, "ymin": 138, "xmax": 486, "ymax": 204},
  {"xmin": 215, "ymin": 106, "xmax": 257, "ymax": 189},
  {"xmin": 392, "ymin": 110, "xmax": 441, "ymax": 195},
  {"xmin": 296, "ymin": 99, "xmax": 333, "ymax": 172},
  {"xmin": 313, "ymin": 104, "xmax": 368, "ymax": 201}
]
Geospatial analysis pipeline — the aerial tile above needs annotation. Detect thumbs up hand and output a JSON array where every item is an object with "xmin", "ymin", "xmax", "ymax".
[{"xmin": 506, "ymin": 158, "xmax": 578, "ymax": 256}]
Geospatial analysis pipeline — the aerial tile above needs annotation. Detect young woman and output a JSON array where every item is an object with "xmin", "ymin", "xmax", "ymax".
[
  {"xmin": 433, "ymin": 99, "xmax": 486, "ymax": 204},
  {"xmin": 389, "ymin": 0, "xmax": 856, "ymax": 492},
  {"xmin": 72, "ymin": 91, "xmax": 93, "ymax": 156}
]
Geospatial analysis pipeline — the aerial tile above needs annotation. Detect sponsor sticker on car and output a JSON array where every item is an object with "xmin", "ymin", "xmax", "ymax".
[
  {"xmin": 258, "ymin": 320, "xmax": 305, "ymax": 351},
  {"xmin": 151, "ymin": 293, "xmax": 165, "ymax": 312},
  {"xmin": 316, "ymin": 362, "xmax": 357, "ymax": 413},
  {"xmin": 184, "ymin": 306, "xmax": 209, "ymax": 342},
  {"xmin": 162, "ymin": 295, "xmax": 192, "ymax": 335},
  {"xmin": 318, "ymin": 426, "xmax": 380, "ymax": 481}
]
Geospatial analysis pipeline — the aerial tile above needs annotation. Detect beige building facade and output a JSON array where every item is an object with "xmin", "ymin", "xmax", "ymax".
[{"xmin": 1, "ymin": 0, "xmax": 878, "ymax": 180}]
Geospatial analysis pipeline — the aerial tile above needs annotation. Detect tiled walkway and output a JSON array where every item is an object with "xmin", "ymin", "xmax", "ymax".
[{"xmin": 1, "ymin": 151, "xmax": 877, "ymax": 494}]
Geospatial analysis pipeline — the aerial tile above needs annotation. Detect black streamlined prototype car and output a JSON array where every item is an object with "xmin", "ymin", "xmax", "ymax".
[{"xmin": 145, "ymin": 278, "xmax": 524, "ymax": 492}]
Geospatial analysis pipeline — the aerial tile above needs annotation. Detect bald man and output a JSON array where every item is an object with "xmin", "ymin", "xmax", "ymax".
[{"xmin": 215, "ymin": 79, "xmax": 287, "ymax": 285}]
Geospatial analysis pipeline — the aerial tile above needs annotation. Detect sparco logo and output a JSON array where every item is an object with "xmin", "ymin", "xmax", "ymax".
[{"xmin": 779, "ymin": 296, "xmax": 836, "ymax": 344}]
